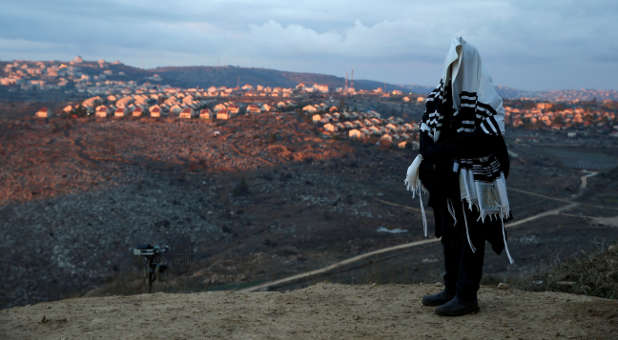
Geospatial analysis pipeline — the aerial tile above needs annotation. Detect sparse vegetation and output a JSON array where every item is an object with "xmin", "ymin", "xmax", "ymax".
[{"xmin": 535, "ymin": 243, "xmax": 618, "ymax": 299}]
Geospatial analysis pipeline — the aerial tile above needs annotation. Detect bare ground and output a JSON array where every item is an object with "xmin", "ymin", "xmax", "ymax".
[
  {"xmin": 1, "ymin": 282, "xmax": 617, "ymax": 340},
  {"xmin": 1, "ymin": 114, "xmax": 617, "ymax": 309}
]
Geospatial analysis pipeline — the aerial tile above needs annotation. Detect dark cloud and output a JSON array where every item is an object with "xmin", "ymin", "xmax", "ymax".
[{"xmin": 0, "ymin": 0, "xmax": 616, "ymax": 90}]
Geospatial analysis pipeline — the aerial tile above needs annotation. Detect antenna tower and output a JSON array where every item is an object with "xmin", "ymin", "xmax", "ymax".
[{"xmin": 350, "ymin": 69, "xmax": 354, "ymax": 90}]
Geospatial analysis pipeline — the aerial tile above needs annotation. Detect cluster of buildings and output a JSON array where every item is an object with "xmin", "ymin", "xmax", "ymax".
[
  {"xmin": 505, "ymin": 101, "xmax": 617, "ymax": 137},
  {"xmin": 32, "ymin": 83, "xmax": 421, "ymax": 149},
  {"xmin": 1, "ymin": 57, "xmax": 428, "ymax": 102},
  {"xmin": 44, "ymin": 87, "xmax": 297, "ymax": 120},
  {"xmin": 0, "ymin": 57, "xmax": 148, "ymax": 94},
  {"xmin": 303, "ymin": 103, "xmax": 418, "ymax": 149}
]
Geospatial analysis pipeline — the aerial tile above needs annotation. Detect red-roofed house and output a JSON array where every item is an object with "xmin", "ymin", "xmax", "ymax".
[
  {"xmin": 95, "ymin": 105, "xmax": 109, "ymax": 118},
  {"xmin": 132, "ymin": 106, "xmax": 143, "ymax": 117},
  {"xmin": 199, "ymin": 108, "xmax": 212, "ymax": 119},
  {"xmin": 179, "ymin": 107, "xmax": 194, "ymax": 119},
  {"xmin": 149, "ymin": 105, "xmax": 161, "ymax": 118},
  {"xmin": 216, "ymin": 109, "xmax": 230, "ymax": 120},
  {"xmin": 246, "ymin": 104, "xmax": 261, "ymax": 114},
  {"xmin": 34, "ymin": 107, "xmax": 51, "ymax": 118},
  {"xmin": 114, "ymin": 107, "xmax": 127, "ymax": 118}
]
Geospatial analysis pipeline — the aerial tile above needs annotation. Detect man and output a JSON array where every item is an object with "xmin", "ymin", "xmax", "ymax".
[{"xmin": 411, "ymin": 36, "xmax": 513, "ymax": 316}]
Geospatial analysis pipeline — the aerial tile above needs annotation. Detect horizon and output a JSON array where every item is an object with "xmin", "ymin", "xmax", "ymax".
[
  {"xmin": 1, "ymin": 1, "xmax": 617, "ymax": 91},
  {"xmin": 4, "ymin": 57, "xmax": 618, "ymax": 94}
]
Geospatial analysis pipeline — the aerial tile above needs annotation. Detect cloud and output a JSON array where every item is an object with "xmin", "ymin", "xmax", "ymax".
[{"xmin": 0, "ymin": 0, "xmax": 617, "ymax": 90}]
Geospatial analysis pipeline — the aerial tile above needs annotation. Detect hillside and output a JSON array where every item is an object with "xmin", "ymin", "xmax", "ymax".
[
  {"xmin": 1, "ymin": 283, "xmax": 616, "ymax": 339},
  {"xmin": 4, "ymin": 58, "xmax": 618, "ymax": 101},
  {"xmin": 150, "ymin": 65, "xmax": 405, "ymax": 91}
]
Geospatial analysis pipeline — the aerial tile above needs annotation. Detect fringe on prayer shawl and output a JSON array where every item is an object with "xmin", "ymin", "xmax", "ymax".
[
  {"xmin": 404, "ymin": 155, "xmax": 514, "ymax": 264},
  {"xmin": 458, "ymin": 168, "xmax": 514, "ymax": 264},
  {"xmin": 404, "ymin": 154, "xmax": 428, "ymax": 237}
]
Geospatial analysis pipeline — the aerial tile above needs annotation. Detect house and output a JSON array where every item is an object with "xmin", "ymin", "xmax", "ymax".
[
  {"xmin": 34, "ymin": 107, "xmax": 51, "ymax": 118},
  {"xmin": 369, "ymin": 126, "xmax": 381, "ymax": 135},
  {"xmin": 403, "ymin": 123, "xmax": 414, "ymax": 131},
  {"xmin": 348, "ymin": 129, "xmax": 362, "ymax": 139},
  {"xmin": 82, "ymin": 96, "xmax": 102, "ymax": 109},
  {"xmin": 397, "ymin": 141, "xmax": 408, "ymax": 149},
  {"xmin": 213, "ymin": 103, "xmax": 227, "ymax": 112},
  {"xmin": 149, "ymin": 105, "xmax": 161, "ymax": 118},
  {"xmin": 312, "ymin": 114, "xmax": 322, "ymax": 123},
  {"xmin": 385, "ymin": 123, "xmax": 398, "ymax": 133},
  {"xmin": 216, "ymin": 109, "xmax": 230, "ymax": 120},
  {"xmin": 261, "ymin": 103, "xmax": 272, "ymax": 112},
  {"xmin": 169, "ymin": 104, "xmax": 182, "ymax": 115},
  {"xmin": 95, "ymin": 105, "xmax": 109, "ymax": 118},
  {"xmin": 379, "ymin": 134, "xmax": 393, "ymax": 146},
  {"xmin": 246, "ymin": 104, "xmax": 261, "ymax": 114},
  {"xmin": 114, "ymin": 107, "xmax": 127, "ymax": 118},
  {"xmin": 179, "ymin": 107, "xmax": 194, "ymax": 119},
  {"xmin": 132, "ymin": 107, "xmax": 143, "ymax": 117},
  {"xmin": 302, "ymin": 105, "xmax": 317, "ymax": 113},
  {"xmin": 323, "ymin": 123, "xmax": 336, "ymax": 132},
  {"xmin": 227, "ymin": 104, "xmax": 240, "ymax": 114},
  {"xmin": 199, "ymin": 108, "xmax": 212, "ymax": 119}
]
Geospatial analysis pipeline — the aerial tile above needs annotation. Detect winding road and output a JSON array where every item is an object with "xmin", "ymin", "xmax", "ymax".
[{"xmin": 243, "ymin": 170, "xmax": 608, "ymax": 292}]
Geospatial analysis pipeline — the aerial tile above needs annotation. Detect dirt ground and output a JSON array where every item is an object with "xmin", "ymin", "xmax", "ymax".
[{"xmin": 1, "ymin": 282, "xmax": 616, "ymax": 340}]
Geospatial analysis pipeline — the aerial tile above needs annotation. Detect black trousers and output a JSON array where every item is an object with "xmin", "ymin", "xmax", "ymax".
[{"xmin": 438, "ymin": 203, "xmax": 486, "ymax": 303}]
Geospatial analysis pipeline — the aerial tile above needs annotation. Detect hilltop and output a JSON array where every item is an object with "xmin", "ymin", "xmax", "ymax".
[
  {"xmin": 151, "ymin": 65, "xmax": 403, "ymax": 92},
  {"xmin": 3, "ymin": 58, "xmax": 618, "ymax": 103},
  {"xmin": 1, "ymin": 283, "xmax": 616, "ymax": 339}
]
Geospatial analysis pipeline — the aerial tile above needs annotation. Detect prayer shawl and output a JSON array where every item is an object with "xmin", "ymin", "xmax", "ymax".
[{"xmin": 405, "ymin": 36, "xmax": 514, "ymax": 263}]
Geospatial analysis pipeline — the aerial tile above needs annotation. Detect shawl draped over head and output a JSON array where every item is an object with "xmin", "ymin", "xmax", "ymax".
[{"xmin": 405, "ymin": 36, "xmax": 514, "ymax": 263}]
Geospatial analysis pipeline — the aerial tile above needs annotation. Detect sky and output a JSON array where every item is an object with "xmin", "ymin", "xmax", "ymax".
[{"xmin": 1, "ymin": 0, "xmax": 617, "ymax": 91}]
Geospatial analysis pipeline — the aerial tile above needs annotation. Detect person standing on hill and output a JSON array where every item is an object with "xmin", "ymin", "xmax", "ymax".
[{"xmin": 405, "ymin": 36, "xmax": 514, "ymax": 316}]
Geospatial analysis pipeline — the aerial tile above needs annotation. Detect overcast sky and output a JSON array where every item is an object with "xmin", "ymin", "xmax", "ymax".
[{"xmin": 1, "ymin": 0, "xmax": 617, "ymax": 90}]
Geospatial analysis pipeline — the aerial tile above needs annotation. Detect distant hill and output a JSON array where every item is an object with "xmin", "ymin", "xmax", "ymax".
[
  {"xmin": 150, "ymin": 65, "xmax": 408, "ymax": 92},
  {"xmin": 405, "ymin": 83, "xmax": 618, "ymax": 101},
  {"xmin": 2, "ymin": 58, "xmax": 617, "ymax": 101}
]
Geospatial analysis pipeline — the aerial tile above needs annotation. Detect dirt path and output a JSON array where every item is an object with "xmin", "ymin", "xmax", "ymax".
[
  {"xmin": 246, "ymin": 197, "xmax": 581, "ymax": 292},
  {"xmin": 2, "ymin": 283, "xmax": 616, "ymax": 340},
  {"xmin": 244, "ymin": 171, "xmax": 609, "ymax": 293}
]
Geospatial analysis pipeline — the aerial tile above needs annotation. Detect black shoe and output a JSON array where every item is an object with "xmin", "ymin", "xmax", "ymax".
[
  {"xmin": 435, "ymin": 296, "xmax": 479, "ymax": 316},
  {"xmin": 421, "ymin": 290, "xmax": 455, "ymax": 307}
]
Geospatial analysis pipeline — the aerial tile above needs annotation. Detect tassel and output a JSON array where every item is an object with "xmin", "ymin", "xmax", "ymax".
[
  {"xmin": 419, "ymin": 189, "xmax": 428, "ymax": 238},
  {"xmin": 404, "ymin": 154, "xmax": 423, "ymax": 196},
  {"xmin": 404, "ymin": 154, "xmax": 428, "ymax": 237},
  {"xmin": 461, "ymin": 201, "xmax": 476, "ymax": 253},
  {"xmin": 447, "ymin": 198, "xmax": 457, "ymax": 225},
  {"xmin": 496, "ymin": 172, "xmax": 510, "ymax": 219},
  {"xmin": 501, "ymin": 217, "xmax": 514, "ymax": 264}
]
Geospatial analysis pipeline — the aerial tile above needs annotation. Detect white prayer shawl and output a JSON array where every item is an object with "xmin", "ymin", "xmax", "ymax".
[{"xmin": 407, "ymin": 36, "xmax": 514, "ymax": 264}]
